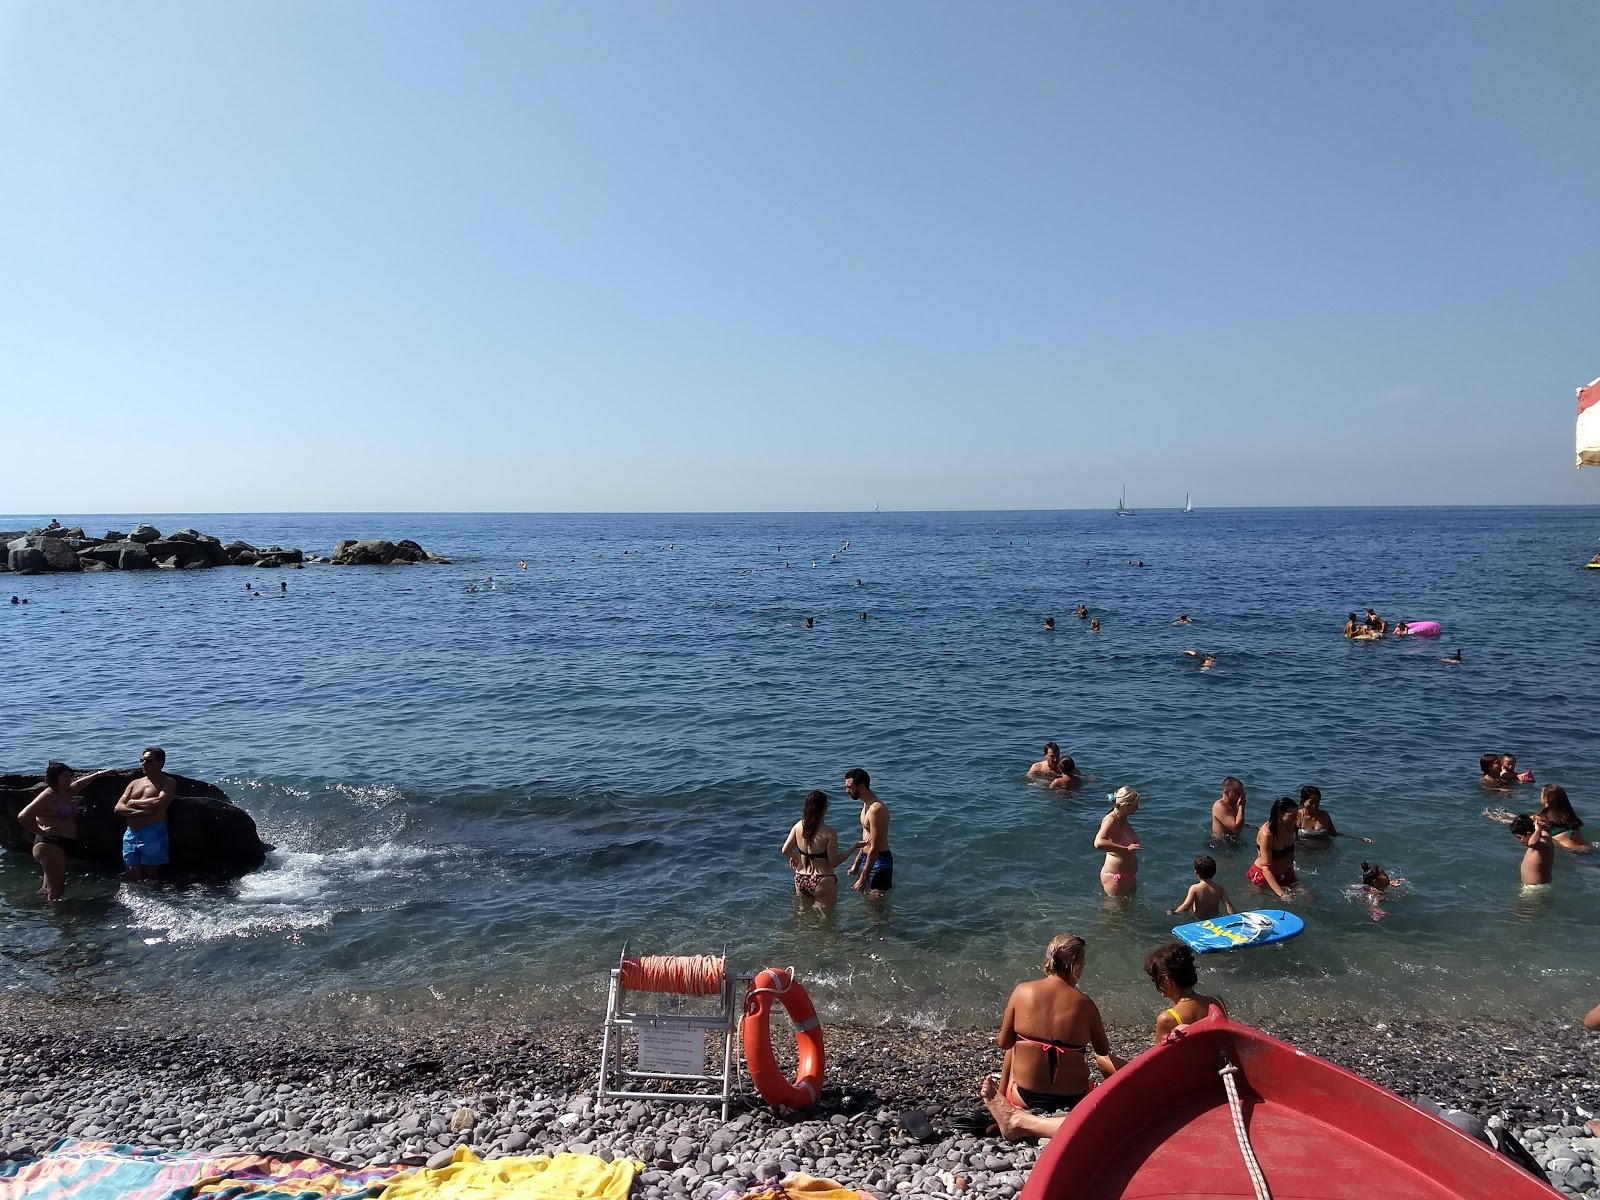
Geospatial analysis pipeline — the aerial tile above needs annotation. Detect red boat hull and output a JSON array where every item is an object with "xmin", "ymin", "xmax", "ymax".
[{"xmin": 1019, "ymin": 1012, "xmax": 1557, "ymax": 1200}]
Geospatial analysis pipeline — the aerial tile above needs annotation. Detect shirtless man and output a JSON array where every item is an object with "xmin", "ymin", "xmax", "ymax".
[
  {"xmin": 1211, "ymin": 776, "xmax": 1246, "ymax": 842},
  {"xmin": 1511, "ymin": 814, "xmax": 1553, "ymax": 886},
  {"xmin": 1028, "ymin": 743, "xmax": 1064, "ymax": 781},
  {"xmin": 114, "ymin": 746, "xmax": 176, "ymax": 882},
  {"xmin": 1364, "ymin": 608, "xmax": 1388, "ymax": 637},
  {"xmin": 845, "ymin": 767, "xmax": 892, "ymax": 895}
]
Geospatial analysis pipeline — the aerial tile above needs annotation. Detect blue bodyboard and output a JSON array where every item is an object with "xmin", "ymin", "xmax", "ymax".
[{"xmin": 1172, "ymin": 908, "xmax": 1305, "ymax": 954}]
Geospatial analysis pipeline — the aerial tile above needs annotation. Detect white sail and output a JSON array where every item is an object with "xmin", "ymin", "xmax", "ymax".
[
  {"xmin": 1184, "ymin": 493, "xmax": 1193, "ymax": 513},
  {"xmin": 1579, "ymin": 378, "xmax": 1600, "ymax": 467}
]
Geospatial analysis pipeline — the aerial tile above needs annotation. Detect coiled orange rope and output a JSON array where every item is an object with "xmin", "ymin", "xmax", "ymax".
[{"xmin": 620, "ymin": 954, "xmax": 726, "ymax": 996}]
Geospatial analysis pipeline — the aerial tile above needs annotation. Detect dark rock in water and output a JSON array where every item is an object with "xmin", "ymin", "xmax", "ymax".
[
  {"xmin": 0, "ymin": 770, "xmax": 269, "ymax": 880},
  {"xmin": 332, "ymin": 538, "xmax": 450, "ymax": 566},
  {"xmin": 38, "ymin": 538, "xmax": 79, "ymax": 571},
  {"xmin": 118, "ymin": 543, "xmax": 155, "ymax": 571},
  {"xmin": 147, "ymin": 539, "xmax": 222, "ymax": 568},
  {"xmin": 103, "ymin": 530, "xmax": 127, "ymax": 542},
  {"xmin": 7, "ymin": 545, "xmax": 47, "ymax": 574},
  {"xmin": 128, "ymin": 523, "xmax": 162, "ymax": 543}
]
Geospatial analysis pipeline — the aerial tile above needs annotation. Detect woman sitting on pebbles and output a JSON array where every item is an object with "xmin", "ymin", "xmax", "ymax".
[
  {"xmin": 780, "ymin": 790, "xmax": 857, "ymax": 906},
  {"xmin": 17, "ymin": 761, "xmax": 114, "ymax": 901},
  {"xmin": 1248, "ymin": 796, "xmax": 1302, "ymax": 900},
  {"xmin": 991, "ymin": 935, "xmax": 1118, "ymax": 1124},
  {"xmin": 1094, "ymin": 787, "xmax": 1142, "ymax": 897},
  {"xmin": 1147, "ymin": 942, "xmax": 1228, "ymax": 1042}
]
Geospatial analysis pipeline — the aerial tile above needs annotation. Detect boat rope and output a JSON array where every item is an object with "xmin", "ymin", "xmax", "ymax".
[
  {"xmin": 619, "ymin": 954, "xmax": 726, "ymax": 996},
  {"xmin": 1219, "ymin": 1057, "xmax": 1272, "ymax": 1200}
]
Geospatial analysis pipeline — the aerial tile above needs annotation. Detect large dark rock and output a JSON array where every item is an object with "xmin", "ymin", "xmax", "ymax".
[
  {"xmin": 331, "ymin": 538, "xmax": 450, "ymax": 565},
  {"xmin": 0, "ymin": 770, "xmax": 270, "ymax": 880},
  {"xmin": 119, "ymin": 543, "xmax": 155, "ymax": 570},
  {"xmin": 8, "ymin": 545, "xmax": 47, "ymax": 574},
  {"xmin": 146, "ymin": 539, "xmax": 219, "ymax": 568},
  {"xmin": 37, "ymin": 538, "xmax": 79, "ymax": 571},
  {"xmin": 128, "ymin": 523, "xmax": 162, "ymax": 543}
]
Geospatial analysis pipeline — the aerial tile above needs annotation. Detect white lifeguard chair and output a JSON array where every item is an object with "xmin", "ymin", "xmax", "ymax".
[{"xmin": 596, "ymin": 945, "xmax": 747, "ymax": 1120}]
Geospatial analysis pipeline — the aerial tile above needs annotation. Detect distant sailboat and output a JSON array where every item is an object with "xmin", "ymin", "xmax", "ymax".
[
  {"xmin": 1117, "ymin": 487, "xmax": 1136, "ymax": 517},
  {"xmin": 1183, "ymin": 493, "xmax": 1194, "ymax": 514}
]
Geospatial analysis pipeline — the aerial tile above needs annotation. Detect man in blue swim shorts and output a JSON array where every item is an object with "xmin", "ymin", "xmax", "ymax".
[
  {"xmin": 115, "ymin": 746, "xmax": 176, "ymax": 882},
  {"xmin": 845, "ymin": 767, "xmax": 893, "ymax": 896}
]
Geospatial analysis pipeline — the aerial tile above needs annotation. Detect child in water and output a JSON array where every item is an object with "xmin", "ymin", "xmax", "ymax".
[
  {"xmin": 1511, "ymin": 814, "xmax": 1553, "ymax": 887},
  {"xmin": 1167, "ymin": 855, "xmax": 1234, "ymax": 920},
  {"xmin": 1355, "ymin": 860, "xmax": 1405, "ymax": 920}
]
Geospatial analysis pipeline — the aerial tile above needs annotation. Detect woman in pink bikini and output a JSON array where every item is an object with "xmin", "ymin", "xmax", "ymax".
[
  {"xmin": 995, "ymin": 934, "xmax": 1119, "ymax": 1116},
  {"xmin": 780, "ymin": 790, "xmax": 856, "ymax": 907},
  {"xmin": 1094, "ymin": 786, "xmax": 1142, "ymax": 896},
  {"xmin": 17, "ymin": 761, "xmax": 114, "ymax": 901}
]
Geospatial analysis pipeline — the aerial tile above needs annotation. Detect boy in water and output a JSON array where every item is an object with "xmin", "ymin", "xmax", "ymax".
[
  {"xmin": 1511, "ymin": 814, "xmax": 1553, "ymax": 887},
  {"xmin": 1211, "ymin": 777, "xmax": 1246, "ymax": 841},
  {"xmin": 1167, "ymin": 855, "xmax": 1234, "ymax": 920}
]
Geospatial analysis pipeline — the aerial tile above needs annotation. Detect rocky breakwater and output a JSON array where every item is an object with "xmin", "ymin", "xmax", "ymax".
[
  {"xmin": 1, "ymin": 524, "xmax": 305, "ymax": 574},
  {"xmin": 0, "ymin": 770, "xmax": 269, "ymax": 880},
  {"xmin": 330, "ymin": 538, "xmax": 452, "ymax": 565}
]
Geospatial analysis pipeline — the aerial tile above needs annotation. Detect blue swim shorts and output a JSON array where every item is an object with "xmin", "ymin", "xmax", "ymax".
[
  {"xmin": 865, "ymin": 850, "xmax": 894, "ymax": 891},
  {"xmin": 122, "ymin": 821, "xmax": 170, "ymax": 869}
]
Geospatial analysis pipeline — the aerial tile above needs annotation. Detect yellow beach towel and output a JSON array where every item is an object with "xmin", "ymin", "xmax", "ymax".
[{"xmin": 378, "ymin": 1146, "xmax": 641, "ymax": 1200}]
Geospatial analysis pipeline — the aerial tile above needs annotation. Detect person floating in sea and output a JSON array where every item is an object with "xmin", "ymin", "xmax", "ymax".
[
  {"xmin": 1439, "ymin": 649, "xmax": 1464, "ymax": 665},
  {"xmin": 1147, "ymin": 942, "xmax": 1228, "ymax": 1042},
  {"xmin": 17, "ymin": 761, "xmax": 115, "ymax": 901},
  {"xmin": 114, "ymin": 747, "xmax": 175, "ymax": 883},
  {"xmin": 1048, "ymin": 755, "xmax": 1084, "ymax": 792},
  {"xmin": 1479, "ymin": 753, "xmax": 1511, "ymax": 790},
  {"xmin": 1044, "ymin": 616, "xmax": 1055, "ymax": 631},
  {"xmin": 1511, "ymin": 813, "xmax": 1553, "ymax": 888},
  {"xmin": 1247, "ymin": 796, "xmax": 1301, "ymax": 900},
  {"xmin": 1094, "ymin": 787, "xmax": 1141, "ymax": 897},
  {"xmin": 1364, "ymin": 607, "xmax": 1388, "ymax": 637},
  {"xmin": 1537, "ymin": 784, "xmax": 1589, "ymax": 853},
  {"xmin": 1089, "ymin": 618, "xmax": 1101, "ymax": 633},
  {"xmin": 1182, "ymin": 650, "xmax": 1216, "ymax": 670},
  {"xmin": 845, "ymin": 768, "xmax": 892, "ymax": 896},
  {"xmin": 1356, "ymin": 861, "xmax": 1405, "ymax": 920},
  {"xmin": 804, "ymin": 616, "xmax": 815, "ymax": 629},
  {"xmin": 1500, "ymin": 752, "xmax": 1534, "ymax": 785},
  {"xmin": 1211, "ymin": 776, "xmax": 1247, "ymax": 843},
  {"xmin": 859, "ymin": 611, "xmax": 867, "ymax": 621},
  {"xmin": 1028, "ymin": 742, "xmax": 1066, "ymax": 781},
  {"xmin": 853, "ymin": 578, "xmax": 862, "ymax": 587},
  {"xmin": 1296, "ymin": 784, "xmax": 1371, "ymax": 843},
  {"xmin": 1167, "ymin": 855, "xmax": 1233, "ymax": 919},
  {"xmin": 518, "ymin": 560, "xmax": 527, "ymax": 570},
  {"xmin": 780, "ymin": 790, "xmax": 858, "ymax": 907},
  {"xmin": 1075, "ymin": 604, "xmax": 1088, "ymax": 620},
  {"xmin": 279, "ymin": 581, "xmax": 286, "ymax": 594},
  {"xmin": 1173, "ymin": 612, "xmax": 1191, "ymax": 625}
]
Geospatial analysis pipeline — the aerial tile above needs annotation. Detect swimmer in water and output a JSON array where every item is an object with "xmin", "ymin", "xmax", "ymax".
[
  {"xmin": 1440, "ymin": 649, "xmax": 1464, "ymax": 664},
  {"xmin": 1357, "ymin": 860, "xmax": 1404, "ymax": 919},
  {"xmin": 1537, "ymin": 784, "xmax": 1590, "ymax": 853},
  {"xmin": 1500, "ymin": 753, "xmax": 1533, "ymax": 785},
  {"xmin": 805, "ymin": 616, "xmax": 815, "ymax": 629},
  {"xmin": 1182, "ymin": 650, "xmax": 1216, "ymax": 670},
  {"xmin": 1211, "ymin": 777, "xmax": 1246, "ymax": 842},
  {"xmin": 1343, "ymin": 612, "xmax": 1359, "ymax": 639},
  {"xmin": 854, "ymin": 579, "xmax": 862, "ymax": 587},
  {"xmin": 1480, "ymin": 752, "xmax": 1510, "ymax": 790},
  {"xmin": 1511, "ymin": 813, "xmax": 1553, "ymax": 886},
  {"xmin": 1075, "ymin": 604, "xmax": 1089, "ymax": 620},
  {"xmin": 1028, "ymin": 742, "xmax": 1065, "ymax": 781},
  {"xmin": 1167, "ymin": 855, "xmax": 1233, "ymax": 919},
  {"xmin": 1174, "ymin": 612, "xmax": 1191, "ymax": 625},
  {"xmin": 519, "ymin": 560, "xmax": 527, "ymax": 570},
  {"xmin": 1089, "ymin": 618, "xmax": 1101, "ymax": 633},
  {"xmin": 1048, "ymin": 755, "xmax": 1083, "ymax": 791},
  {"xmin": 1044, "ymin": 616, "xmax": 1055, "ymax": 631},
  {"xmin": 1296, "ymin": 784, "xmax": 1371, "ymax": 843}
]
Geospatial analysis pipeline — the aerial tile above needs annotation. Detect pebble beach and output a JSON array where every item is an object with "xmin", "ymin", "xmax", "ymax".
[{"xmin": 2, "ymin": 1001, "xmax": 1596, "ymax": 1197}]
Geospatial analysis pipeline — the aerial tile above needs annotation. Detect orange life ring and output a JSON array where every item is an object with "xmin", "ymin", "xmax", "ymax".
[{"xmin": 741, "ymin": 967, "xmax": 825, "ymax": 1109}]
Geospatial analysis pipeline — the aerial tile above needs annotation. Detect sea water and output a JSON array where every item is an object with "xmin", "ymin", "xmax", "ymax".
[{"xmin": 2, "ymin": 508, "xmax": 1598, "ymax": 1029}]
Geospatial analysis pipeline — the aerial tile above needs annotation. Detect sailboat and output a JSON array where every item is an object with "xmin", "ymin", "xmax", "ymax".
[
  {"xmin": 1183, "ymin": 492, "xmax": 1194, "ymax": 514},
  {"xmin": 1116, "ymin": 487, "xmax": 1135, "ymax": 517}
]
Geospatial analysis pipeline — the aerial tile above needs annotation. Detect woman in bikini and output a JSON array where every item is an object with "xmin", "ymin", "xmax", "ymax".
[
  {"xmin": 17, "ymin": 761, "xmax": 114, "ymax": 901},
  {"xmin": 1146, "ymin": 942, "xmax": 1228, "ymax": 1043},
  {"xmin": 1248, "ymin": 796, "xmax": 1301, "ymax": 900},
  {"xmin": 996, "ymin": 934, "xmax": 1119, "ymax": 1118},
  {"xmin": 1296, "ymin": 784, "xmax": 1371, "ymax": 844},
  {"xmin": 780, "ymin": 790, "xmax": 856, "ymax": 906},
  {"xmin": 1094, "ymin": 786, "xmax": 1142, "ymax": 897},
  {"xmin": 1537, "ymin": 784, "xmax": 1590, "ymax": 853}
]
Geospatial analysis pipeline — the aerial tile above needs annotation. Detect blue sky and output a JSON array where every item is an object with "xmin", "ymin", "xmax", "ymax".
[{"xmin": 1, "ymin": 2, "xmax": 1596, "ymax": 513}]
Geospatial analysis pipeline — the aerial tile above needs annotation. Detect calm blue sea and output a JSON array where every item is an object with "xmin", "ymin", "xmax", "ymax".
[{"xmin": 3, "ymin": 508, "xmax": 1599, "ymax": 1029}]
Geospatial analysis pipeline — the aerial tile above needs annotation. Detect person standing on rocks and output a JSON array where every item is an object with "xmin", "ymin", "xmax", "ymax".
[
  {"xmin": 115, "ymin": 747, "xmax": 176, "ymax": 882},
  {"xmin": 18, "ymin": 761, "xmax": 115, "ymax": 901},
  {"xmin": 845, "ymin": 768, "xmax": 892, "ymax": 895}
]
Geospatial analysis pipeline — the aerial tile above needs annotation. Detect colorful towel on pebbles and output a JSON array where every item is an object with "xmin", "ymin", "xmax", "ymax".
[
  {"xmin": 713, "ymin": 1175, "xmax": 871, "ymax": 1200},
  {"xmin": 374, "ymin": 1147, "xmax": 641, "ymax": 1199},
  {"xmin": 0, "ymin": 1138, "xmax": 395, "ymax": 1199}
]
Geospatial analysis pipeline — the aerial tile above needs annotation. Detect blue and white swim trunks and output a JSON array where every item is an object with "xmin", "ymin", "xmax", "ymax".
[{"xmin": 122, "ymin": 821, "xmax": 170, "ymax": 869}]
